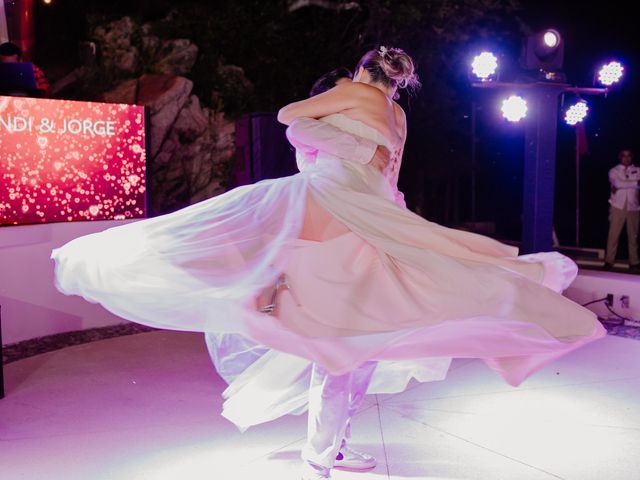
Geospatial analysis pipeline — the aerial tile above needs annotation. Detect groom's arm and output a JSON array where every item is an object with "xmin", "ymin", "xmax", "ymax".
[
  {"xmin": 288, "ymin": 117, "xmax": 407, "ymax": 209},
  {"xmin": 286, "ymin": 117, "xmax": 377, "ymax": 165}
]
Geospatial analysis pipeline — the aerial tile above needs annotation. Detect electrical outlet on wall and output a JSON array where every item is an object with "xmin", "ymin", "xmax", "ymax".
[
  {"xmin": 606, "ymin": 293, "xmax": 614, "ymax": 306},
  {"xmin": 620, "ymin": 295, "xmax": 630, "ymax": 309}
]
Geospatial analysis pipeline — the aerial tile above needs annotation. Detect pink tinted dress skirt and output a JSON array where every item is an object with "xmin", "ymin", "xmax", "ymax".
[{"xmin": 51, "ymin": 114, "xmax": 606, "ymax": 430}]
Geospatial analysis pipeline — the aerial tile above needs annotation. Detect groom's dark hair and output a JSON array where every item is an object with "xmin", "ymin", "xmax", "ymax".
[{"xmin": 309, "ymin": 67, "xmax": 353, "ymax": 97}]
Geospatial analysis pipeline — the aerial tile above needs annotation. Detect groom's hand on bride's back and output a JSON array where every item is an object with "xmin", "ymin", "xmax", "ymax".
[{"xmin": 370, "ymin": 145, "xmax": 391, "ymax": 173}]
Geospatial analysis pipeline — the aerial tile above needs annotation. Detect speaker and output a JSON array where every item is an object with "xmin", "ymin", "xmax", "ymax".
[{"xmin": 232, "ymin": 112, "xmax": 298, "ymax": 187}]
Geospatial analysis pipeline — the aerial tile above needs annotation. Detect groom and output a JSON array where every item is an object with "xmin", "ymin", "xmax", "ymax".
[
  {"xmin": 205, "ymin": 67, "xmax": 405, "ymax": 480},
  {"xmin": 285, "ymin": 67, "xmax": 401, "ymax": 480}
]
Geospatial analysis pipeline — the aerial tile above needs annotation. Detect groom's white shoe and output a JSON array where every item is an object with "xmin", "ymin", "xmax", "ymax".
[{"xmin": 333, "ymin": 445, "xmax": 377, "ymax": 470}]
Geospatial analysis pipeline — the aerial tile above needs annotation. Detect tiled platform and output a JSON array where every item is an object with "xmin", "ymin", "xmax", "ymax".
[{"xmin": 1, "ymin": 330, "xmax": 638, "ymax": 480}]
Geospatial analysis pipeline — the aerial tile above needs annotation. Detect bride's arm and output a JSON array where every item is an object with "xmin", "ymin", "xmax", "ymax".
[{"xmin": 277, "ymin": 82, "xmax": 362, "ymax": 125}]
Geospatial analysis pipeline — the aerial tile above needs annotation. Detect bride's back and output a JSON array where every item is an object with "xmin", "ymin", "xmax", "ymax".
[{"xmin": 338, "ymin": 82, "xmax": 406, "ymax": 148}]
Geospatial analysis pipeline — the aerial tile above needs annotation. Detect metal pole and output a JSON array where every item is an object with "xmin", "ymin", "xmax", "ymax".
[
  {"xmin": 471, "ymin": 100, "xmax": 477, "ymax": 222},
  {"xmin": 472, "ymin": 81, "xmax": 607, "ymax": 253},
  {"xmin": 522, "ymin": 84, "xmax": 565, "ymax": 254},
  {"xmin": 2, "ymin": 0, "xmax": 35, "ymax": 60},
  {"xmin": 575, "ymin": 127, "xmax": 580, "ymax": 246}
]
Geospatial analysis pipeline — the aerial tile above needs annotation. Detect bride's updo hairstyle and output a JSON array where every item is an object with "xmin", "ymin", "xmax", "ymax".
[{"xmin": 355, "ymin": 46, "xmax": 421, "ymax": 99}]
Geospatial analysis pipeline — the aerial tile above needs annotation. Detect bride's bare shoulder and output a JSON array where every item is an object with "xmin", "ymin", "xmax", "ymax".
[
  {"xmin": 315, "ymin": 81, "xmax": 390, "ymax": 104},
  {"xmin": 277, "ymin": 81, "xmax": 385, "ymax": 125},
  {"xmin": 354, "ymin": 82, "xmax": 395, "ymax": 103},
  {"xmin": 329, "ymin": 81, "xmax": 388, "ymax": 103}
]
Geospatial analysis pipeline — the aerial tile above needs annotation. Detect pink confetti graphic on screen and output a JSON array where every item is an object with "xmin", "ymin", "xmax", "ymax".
[{"xmin": 0, "ymin": 96, "xmax": 147, "ymax": 225}]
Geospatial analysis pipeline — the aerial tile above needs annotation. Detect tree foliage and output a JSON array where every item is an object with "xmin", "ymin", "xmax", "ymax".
[{"xmin": 38, "ymin": 0, "xmax": 527, "ymax": 222}]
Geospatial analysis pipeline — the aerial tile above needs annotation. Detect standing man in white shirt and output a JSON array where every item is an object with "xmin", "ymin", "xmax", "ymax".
[{"xmin": 604, "ymin": 148, "xmax": 640, "ymax": 270}]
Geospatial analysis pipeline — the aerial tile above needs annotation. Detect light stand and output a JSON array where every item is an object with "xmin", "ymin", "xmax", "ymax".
[{"xmin": 472, "ymin": 81, "xmax": 608, "ymax": 254}]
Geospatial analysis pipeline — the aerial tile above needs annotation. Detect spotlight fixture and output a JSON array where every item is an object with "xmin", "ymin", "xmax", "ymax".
[
  {"xmin": 521, "ymin": 28, "xmax": 564, "ymax": 71},
  {"xmin": 501, "ymin": 95, "xmax": 528, "ymax": 122},
  {"xmin": 597, "ymin": 61, "xmax": 624, "ymax": 86},
  {"xmin": 564, "ymin": 100, "xmax": 589, "ymax": 125},
  {"xmin": 543, "ymin": 30, "xmax": 560, "ymax": 48},
  {"xmin": 468, "ymin": 27, "xmax": 626, "ymax": 252},
  {"xmin": 471, "ymin": 52, "xmax": 498, "ymax": 81}
]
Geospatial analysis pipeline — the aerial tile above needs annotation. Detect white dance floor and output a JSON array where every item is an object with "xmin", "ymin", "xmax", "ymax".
[{"xmin": 1, "ymin": 329, "xmax": 639, "ymax": 480}]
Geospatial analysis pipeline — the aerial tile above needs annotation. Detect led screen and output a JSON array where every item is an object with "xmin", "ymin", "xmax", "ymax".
[{"xmin": 0, "ymin": 96, "xmax": 147, "ymax": 225}]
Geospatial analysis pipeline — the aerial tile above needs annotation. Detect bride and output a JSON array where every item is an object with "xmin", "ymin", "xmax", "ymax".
[{"xmin": 51, "ymin": 46, "xmax": 606, "ymax": 480}]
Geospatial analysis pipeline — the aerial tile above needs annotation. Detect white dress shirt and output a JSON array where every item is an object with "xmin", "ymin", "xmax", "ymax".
[
  {"xmin": 609, "ymin": 163, "xmax": 640, "ymax": 211},
  {"xmin": 286, "ymin": 117, "xmax": 406, "ymax": 208},
  {"xmin": 286, "ymin": 117, "xmax": 378, "ymax": 171}
]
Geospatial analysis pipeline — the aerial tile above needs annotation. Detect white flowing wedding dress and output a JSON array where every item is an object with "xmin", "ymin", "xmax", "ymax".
[{"xmin": 51, "ymin": 113, "xmax": 606, "ymax": 431}]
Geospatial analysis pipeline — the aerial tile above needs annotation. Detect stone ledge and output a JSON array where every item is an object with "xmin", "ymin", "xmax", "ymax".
[{"xmin": 2, "ymin": 323, "xmax": 157, "ymax": 365}]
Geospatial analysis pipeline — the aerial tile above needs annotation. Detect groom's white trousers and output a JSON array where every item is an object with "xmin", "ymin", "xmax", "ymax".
[{"xmin": 300, "ymin": 359, "xmax": 378, "ymax": 469}]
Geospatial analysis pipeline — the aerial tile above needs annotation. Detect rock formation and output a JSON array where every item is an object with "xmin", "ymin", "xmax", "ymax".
[{"xmin": 85, "ymin": 16, "xmax": 247, "ymax": 215}]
